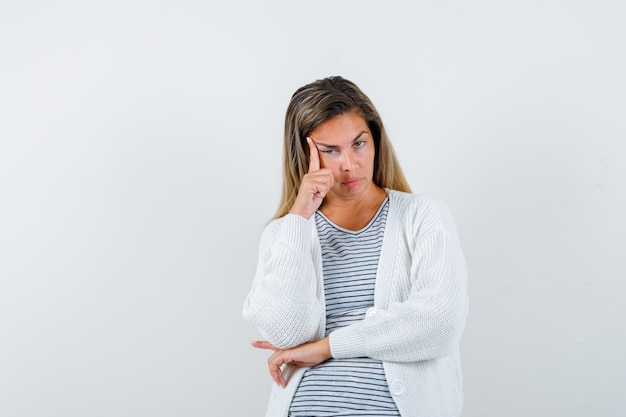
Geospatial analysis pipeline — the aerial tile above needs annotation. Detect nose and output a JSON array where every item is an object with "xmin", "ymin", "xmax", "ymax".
[{"xmin": 341, "ymin": 152, "xmax": 355, "ymax": 171}]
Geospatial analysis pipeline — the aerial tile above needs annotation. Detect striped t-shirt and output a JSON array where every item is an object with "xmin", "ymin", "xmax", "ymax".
[{"xmin": 289, "ymin": 197, "xmax": 400, "ymax": 417}]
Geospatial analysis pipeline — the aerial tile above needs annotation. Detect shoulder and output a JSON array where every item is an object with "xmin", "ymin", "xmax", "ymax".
[
  {"xmin": 386, "ymin": 189, "xmax": 451, "ymax": 216},
  {"xmin": 385, "ymin": 189, "xmax": 458, "ymax": 235}
]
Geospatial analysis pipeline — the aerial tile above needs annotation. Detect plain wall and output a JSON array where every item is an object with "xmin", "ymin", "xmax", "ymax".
[{"xmin": 1, "ymin": 1, "xmax": 625, "ymax": 416}]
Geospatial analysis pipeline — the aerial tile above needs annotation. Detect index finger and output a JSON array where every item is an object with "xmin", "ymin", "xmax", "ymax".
[{"xmin": 306, "ymin": 137, "xmax": 320, "ymax": 173}]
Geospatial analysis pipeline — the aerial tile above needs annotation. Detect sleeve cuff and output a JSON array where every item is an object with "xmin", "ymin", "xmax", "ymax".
[
  {"xmin": 280, "ymin": 214, "xmax": 313, "ymax": 251},
  {"xmin": 329, "ymin": 322, "xmax": 367, "ymax": 359}
]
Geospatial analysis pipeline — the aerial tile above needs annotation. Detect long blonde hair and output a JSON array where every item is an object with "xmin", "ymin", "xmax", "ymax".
[{"xmin": 274, "ymin": 76, "xmax": 411, "ymax": 219}]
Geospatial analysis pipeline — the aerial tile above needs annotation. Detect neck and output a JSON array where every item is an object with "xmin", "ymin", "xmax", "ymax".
[{"xmin": 320, "ymin": 185, "xmax": 387, "ymax": 230}]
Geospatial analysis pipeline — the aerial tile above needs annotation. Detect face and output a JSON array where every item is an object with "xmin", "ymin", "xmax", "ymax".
[{"xmin": 308, "ymin": 109, "xmax": 377, "ymax": 203}]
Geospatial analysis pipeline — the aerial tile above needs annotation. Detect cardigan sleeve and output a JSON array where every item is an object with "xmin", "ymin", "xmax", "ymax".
[
  {"xmin": 242, "ymin": 214, "xmax": 325, "ymax": 350},
  {"xmin": 329, "ymin": 196, "xmax": 469, "ymax": 362}
]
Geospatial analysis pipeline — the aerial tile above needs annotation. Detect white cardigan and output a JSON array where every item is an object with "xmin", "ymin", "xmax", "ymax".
[{"xmin": 242, "ymin": 190, "xmax": 469, "ymax": 417}]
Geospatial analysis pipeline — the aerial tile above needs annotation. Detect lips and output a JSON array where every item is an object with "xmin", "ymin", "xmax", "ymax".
[{"xmin": 342, "ymin": 178, "xmax": 362, "ymax": 188}]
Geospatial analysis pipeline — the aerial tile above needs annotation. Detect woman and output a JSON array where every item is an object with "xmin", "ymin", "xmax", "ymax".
[{"xmin": 242, "ymin": 76, "xmax": 468, "ymax": 417}]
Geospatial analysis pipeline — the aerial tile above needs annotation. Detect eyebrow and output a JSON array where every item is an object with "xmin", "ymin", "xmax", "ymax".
[{"xmin": 314, "ymin": 131, "xmax": 368, "ymax": 148}]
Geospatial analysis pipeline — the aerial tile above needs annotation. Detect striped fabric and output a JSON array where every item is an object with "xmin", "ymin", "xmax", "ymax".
[{"xmin": 289, "ymin": 198, "xmax": 400, "ymax": 417}]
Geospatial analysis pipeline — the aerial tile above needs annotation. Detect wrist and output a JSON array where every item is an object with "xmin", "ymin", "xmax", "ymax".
[
  {"xmin": 319, "ymin": 336, "xmax": 332, "ymax": 360},
  {"xmin": 288, "ymin": 204, "xmax": 314, "ymax": 219}
]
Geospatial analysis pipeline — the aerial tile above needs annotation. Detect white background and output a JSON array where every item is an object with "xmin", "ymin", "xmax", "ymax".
[{"xmin": 1, "ymin": 1, "xmax": 625, "ymax": 416}]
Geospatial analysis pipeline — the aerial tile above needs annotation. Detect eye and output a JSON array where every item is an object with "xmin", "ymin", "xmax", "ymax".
[
  {"xmin": 354, "ymin": 140, "xmax": 365, "ymax": 148},
  {"xmin": 320, "ymin": 149, "xmax": 337, "ymax": 154}
]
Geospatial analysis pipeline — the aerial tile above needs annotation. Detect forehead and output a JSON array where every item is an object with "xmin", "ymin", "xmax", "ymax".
[{"xmin": 310, "ymin": 110, "xmax": 370, "ymax": 145}]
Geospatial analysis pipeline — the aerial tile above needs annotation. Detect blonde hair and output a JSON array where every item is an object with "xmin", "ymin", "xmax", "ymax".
[{"xmin": 274, "ymin": 76, "xmax": 411, "ymax": 219}]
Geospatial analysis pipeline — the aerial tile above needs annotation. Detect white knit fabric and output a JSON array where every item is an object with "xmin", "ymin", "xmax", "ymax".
[{"xmin": 242, "ymin": 190, "xmax": 469, "ymax": 417}]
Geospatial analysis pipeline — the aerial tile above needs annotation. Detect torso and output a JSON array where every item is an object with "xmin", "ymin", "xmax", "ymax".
[{"xmin": 289, "ymin": 196, "xmax": 400, "ymax": 417}]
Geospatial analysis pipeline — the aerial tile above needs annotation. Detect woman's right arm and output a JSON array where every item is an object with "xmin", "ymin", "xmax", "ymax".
[{"xmin": 242, "ymin": 214, "xmax": 324, "ymax": 350}]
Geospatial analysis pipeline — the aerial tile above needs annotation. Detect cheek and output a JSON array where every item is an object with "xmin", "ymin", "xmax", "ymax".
[
  {"xmin": 360, "ymin": 151, "xmax": 376, "ymax": 170},
  {"xmin": 319, "ymin": 158, "xmax": 338, "ymax": 171}
]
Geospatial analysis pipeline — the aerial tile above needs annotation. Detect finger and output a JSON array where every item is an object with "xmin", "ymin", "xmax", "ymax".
[
  {"xmin": 308, "ymin": 172, "xmax": 334, "ymax": 198},
  {"xmin": 251, "ymin": 340, "xmax": 279, "ymax": 352},
  {"xmin": 312, "ymin": 182, "xmax": 330, "ymax": 199},
  {"xmin": 269, "ymin": 352, "xmax": 288, "ymax": 388},
  {"xmin": 307, "ymin": 137, "xmax": 320, "ymax": 173}
]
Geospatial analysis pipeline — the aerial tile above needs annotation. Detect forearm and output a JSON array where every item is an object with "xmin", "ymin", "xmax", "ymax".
[{"xmin": 330, "ymin": 294, "xmax": 468, "ymax": 361}]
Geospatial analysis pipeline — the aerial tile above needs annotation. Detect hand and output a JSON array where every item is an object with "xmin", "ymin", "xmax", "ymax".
[
  {"xmin": 289, "ymin": 137, "xmax": 334, "ymax": 219},
  {"xmin": 251, "ymin": 337, "xmax": 332, "ymax": 388}
]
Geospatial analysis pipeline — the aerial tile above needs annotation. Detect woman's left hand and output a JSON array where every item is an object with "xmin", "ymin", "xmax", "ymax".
[{"xmin": 251, "ymin": 337, "xmax": 332, "ymax": 388}]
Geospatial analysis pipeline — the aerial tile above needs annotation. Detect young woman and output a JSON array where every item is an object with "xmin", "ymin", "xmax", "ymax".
[{"xmin": 243, "ymin": 76, "xmax": 468, "ymax": 417}]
